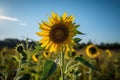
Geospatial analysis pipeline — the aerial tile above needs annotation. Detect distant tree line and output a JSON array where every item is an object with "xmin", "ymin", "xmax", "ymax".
[
  {"xmin": 0, "ymin": 38, "xmax": 120, "ymax": 50},
  {"xmin": 0, "ymin": 38, "xmax": 36, "ymax": 49}
]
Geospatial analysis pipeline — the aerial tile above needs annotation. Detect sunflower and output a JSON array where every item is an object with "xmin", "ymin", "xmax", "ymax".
[
  {"xmin": 105, "ymin": 49, "xmax": 112, "ymax": 58},
  {"xmin": 85, "ymin": 45, "xmax": 100, "ymax": 58},
  {"xmin": 65, "ymin": 49, "xmax": 76, "ymax": 59},
  {"xmin": 43, "ymin": 51, "xmax": 51, "ymax": 58},
  {"xmin": 32, "ymin": 53, "xmax": 38, "ymax": 62},
  {"xmin": 36, "ymin": 12, "xmax": 77, "ymax": 53},
  {"xmin": 15, "ymin": 43, "xmax": 24, "ymax": 53},
  {"xmin": 98, "ymin": 49, "xmax": 103, "ymax": 53}
]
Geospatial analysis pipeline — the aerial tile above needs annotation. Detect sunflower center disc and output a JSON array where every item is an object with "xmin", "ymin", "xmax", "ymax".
[
  {"xmin": 72, "ymin": 52, "xmax": 76, "ymax": 57},
  {"xmin": 90, "ymin": 47, "xmax": 97, "ymax": 54},
  {"xmin": 46, "ymin": 52, "xmax": 48, "ymax": 55},
  {"xmin": 50, "ymin": 24, "xmax": 69, "ymax": 43}
]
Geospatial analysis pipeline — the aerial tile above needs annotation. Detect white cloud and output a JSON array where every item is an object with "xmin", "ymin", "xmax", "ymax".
[
  {"xmin": 0, "ymin": 15, "xmax": 18, "ymax": 21},
  {"xmin": 0, "ymin": 15, "xmax": 28, "ymax": 26}
]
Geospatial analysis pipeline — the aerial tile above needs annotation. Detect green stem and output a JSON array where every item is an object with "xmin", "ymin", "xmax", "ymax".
[
  {"xmin": 14, "ymin": 55, "xmax": 22, "ymax": 80},
  {"xmin": 0, "ymin": 72, "xmax": 7, "ymax": 80},
  {"xmin": 115, "ymin": 65, "xmax": 118, "ymax": 79},
  {"xmin": 83, "ymin": 68, "xmax": 87, "ymax": 80},
  {"xmin": 88, "ymin": 68, "xmax": 92, "ymax": 80},
  {"xmin": 88, "ymin": 59, "xmax": 92, "ymax": 80},
  {"xmin": 14, "ymin": 62, "xmax": 21, "ymax": 80},
  {"xmin": 64, "ymin": 63, "xmax": 80, "ymax": 74},
  {"xmin": 65, "ymin": 60, "xmax": 74, "ymax": 72},
  {"xmin": 61, "ymin": 47, "xmax": 64, "ymax": 80}
]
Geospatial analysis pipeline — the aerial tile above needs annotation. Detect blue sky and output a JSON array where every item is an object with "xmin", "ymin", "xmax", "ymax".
[{"xmin": 0, "ymin": 0, "xmax": 120, "ymax": 44}]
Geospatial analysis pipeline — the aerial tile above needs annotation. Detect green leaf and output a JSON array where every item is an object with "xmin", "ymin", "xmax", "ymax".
[
  {"xmin": 75, "ymin": 57, "xmax": 98, "ymax": 71},
  {"xmin": 12, "ymin": 56, "xmax": 20, "ymax": 62},
  {"xmin": 34, "ymin": 45, "xmax": 45, "ymax": 52},
  {"xmin": 74, "ymin": 38, "xmax": 82, "ymax": 43},
  {"xmin": 19, "ymin": 74, "xmax": 31, "ymax": 80},
  {"xmin": 41, "ymin": 59, "xmax": 57, "ymax": 80},
  {"xmin": 74, "ymin": 30, "xmax": 84, "ymax": 35},
  {"xmin": 74, "ymin": 24, "xmax": 79, "ymax": 28}
]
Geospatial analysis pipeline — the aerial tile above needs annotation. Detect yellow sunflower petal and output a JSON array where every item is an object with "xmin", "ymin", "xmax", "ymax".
[
  {"xmin": 51, "ymin": 12, "xmax": 60, "ymax": 24},
  {"xmin": 36, "ymin": 32, "xmax": 49, "ymax": 36},
  {"xmin": 65, "ymin": 44, "xmax": 71, "ymax": 52},
  {"xmin": 39, "ymin": 23, "xmax": 50, "ymax": 31},
  {"xmin": 48, "ymin": 16, "xmax": 54, "ymax": 24},
  {"xmin": 52, "ymin": 12, "xmax": 56, "ymax": 18},
  {"xmin": 42, "ymin": 21, "xmax": 52, "ymax": 27},
  {"xmin": 53, "ymin": 44, "xmax": 58, "ymax": 53},
  {"xmin": 54, "ymin": 13, "xmax": 60, "ymax": 23},
  {"xmin": 49, "ymin": 43, "xmax": 55, "ymax": 53},
  {"xmin": 40, "ymin": 37, "xmax": 49, "ymax": 43},
  {"xmin": 41, "ymin": 40, "xmax": 50, "ymax": 47},
  {"xmin": 68, "ymin": 16, "xmax": 74, "ymax": 21},
  {"xmin": 62, "ymin": 12, "xmax": 67, "ymax": 20},
  {"xmin": 45, "ymin": 41, "xmax": 53, "ymax": 49},
  {"xmin": 66, "ymin": 16, "xmax": 74, "ymax": 22}
]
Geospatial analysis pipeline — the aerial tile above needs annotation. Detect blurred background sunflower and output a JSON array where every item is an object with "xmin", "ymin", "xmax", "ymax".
[
  {"xmin": 32, "ymin": 53, "xmax": 38, "ymax": 62},
  {"xmin": 65, "ymin": 49, "xmax": 77, "ymax": 59},
  {"xmin": 43, "ymin": 51, "xmax": 51, "ymax": 58},
  {"xmin": 85, "ymin": 45, "xmax": 100, "ymax": 58},
  {"xmin": 105, "ymin": 49, "xmax": 112, "ymax": 58},
  {"xmin": 15, "ymin": 43, "xmax": 24, "ymax": 53}
]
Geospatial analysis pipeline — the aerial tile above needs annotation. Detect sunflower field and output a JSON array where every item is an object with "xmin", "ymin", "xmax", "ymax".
[{"xmin": 0, "ymin": 12, "xmax": 120, "ymax": 80}]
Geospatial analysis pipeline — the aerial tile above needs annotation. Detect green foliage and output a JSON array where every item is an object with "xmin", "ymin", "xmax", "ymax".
[
  {"xmin": 33, "ymin": 43, "xmax": 45, "ymax": 53},
  {"xmin": 0, "ymin": 38, "xmax": 120, "ymax": 80},
  {"xmin": 74, "ymin": 38, "xmax": 82, "ymax": 43},
  {"xmin": 41, "ymin": 59, "xmax": 57, "ymax": 80},
  {"xmin": 74, "ymin": 29, "xmax": 84, "ymax": 35},
  {"xmin": 75, "ymin": 57, "xmax": 98, "ymax": 71},
  {"xmin": 19, "ymin": 73, "xmax": 31, "ymax": 80},
  {"xmin": 12, "ymin": 56, "xmax": 21, "ymax": 63}
]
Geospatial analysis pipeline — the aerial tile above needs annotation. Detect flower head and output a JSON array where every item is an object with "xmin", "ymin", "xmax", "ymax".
[
  {"xmin": 36, "ymin": 12, "xmax": 78, "ymax": 53},
  {"xmin": 99, "ymin": 49, "xmax": 103, "ymax": 53},
  {"xmin": 32, "ymin": 53, "xmax": 38, "ymax": 62},
  {"xmin": 43, "ymin": 51, "xmax": 51, "ymax": 58},
  {"xmin": 15, "ymin": 43, "xmax": 24, "ymax": 53},
  {"xmin": 65, "ymin": 49, "xmax": 77, "ymax": 59},
  {"xmin": 105, "ymin": 49, "xmax": 112, "ymax": 58},
  {"xmin": 85, "ymin": 45, "xmax": 100, "ymax": 58}
]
